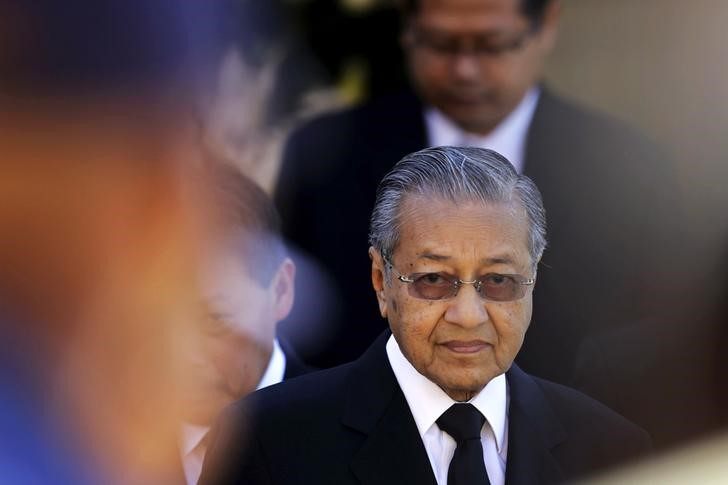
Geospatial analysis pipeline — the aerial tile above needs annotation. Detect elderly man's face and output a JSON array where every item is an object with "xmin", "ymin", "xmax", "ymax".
[
  {"xmin": 371, "ymin": 196, "xmax": 534, "ymax": 401},
  {"xmin": 403, "ymin": 0, "xmax": 559, "ymax": 135}
]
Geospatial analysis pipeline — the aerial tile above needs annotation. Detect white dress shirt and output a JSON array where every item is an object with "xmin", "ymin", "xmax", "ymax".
[
  {"xmin": 386, "ymin": 335, "xmax": 509, "ymax": 485},
  {"xmin": 179, "ymin": 338, "xmax": 287, "ymax": 485},
  {"xmin": 425, "ymin": 87, "xmax": 540, "ymax": 174}
]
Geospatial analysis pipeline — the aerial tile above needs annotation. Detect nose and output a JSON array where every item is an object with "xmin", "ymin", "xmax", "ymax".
[
  {"xmin": 444, "ymin": 284, "xmax": 488, "ymax": 328},
  {"xmin": 451, "ymin": 52, "xmax": 481, "ymax": 81}
]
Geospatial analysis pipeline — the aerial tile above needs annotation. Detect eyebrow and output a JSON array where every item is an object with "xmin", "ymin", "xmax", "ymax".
[
  {"xmin": 417, "ymin": 252, "xmax": 516, "ymax": 266},
  {"xmin": 418, "ymin": 252, "xmax": 451, "ymax": 262},
  {"xmin": 415, "ymin": 25, "xmax": 504, "ymax": 39},
  {"xmin": 481, "ymin": 256, "xmax": 515, "ymax": 265}
]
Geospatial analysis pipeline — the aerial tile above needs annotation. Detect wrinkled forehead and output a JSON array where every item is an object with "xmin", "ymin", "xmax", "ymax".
[
  {"xmin": 394, "ymin": 195, "xmax": 532, "ymax": 263},
  {"xmin": 397, "ymin": 192, "xmax": 525, "ymax": 222}
]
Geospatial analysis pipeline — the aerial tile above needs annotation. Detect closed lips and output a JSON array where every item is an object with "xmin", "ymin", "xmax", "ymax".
[{"xmin": 442, "ymin": 340, "xmax": 489, "ymax": 353}]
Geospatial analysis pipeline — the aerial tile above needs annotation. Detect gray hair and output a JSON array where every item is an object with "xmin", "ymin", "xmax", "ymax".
[{"xmin": 369, "ymin": 146, "xmax": 547, "ymax": 269}]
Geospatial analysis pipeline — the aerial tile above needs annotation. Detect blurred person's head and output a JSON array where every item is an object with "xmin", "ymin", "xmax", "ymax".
[
  {"xmin": 368, "ymin": 146, "xmax": 546, "ymax": 401},
  {"xmin": 183, "ymin": 162, "xmax": 295, "ymax": 425},
  {"xmin": 202, "ymin": 0, "xmax": 323, "ymax": 193},
  {"xmin": 400, "ymin": 0, "xmax": 560, "ymax": 135}
]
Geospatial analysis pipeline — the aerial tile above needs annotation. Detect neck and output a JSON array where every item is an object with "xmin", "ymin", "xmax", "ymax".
[{"xmin": 443, "ymin": 387, "xmax": 479, "ymax": 402}]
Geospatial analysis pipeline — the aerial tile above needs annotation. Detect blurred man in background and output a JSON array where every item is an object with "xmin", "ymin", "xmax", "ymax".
[
  {"xmin": 274, "ymin": 0, "xmax": 686, "ymax": 447},
  {"xmin": 180, "ymin": 163, "xmax": 310, "ymax": 485}
]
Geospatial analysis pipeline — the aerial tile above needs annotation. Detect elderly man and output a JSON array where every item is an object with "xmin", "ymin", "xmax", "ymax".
[
  {"xmin": 179, "ymin": 164, "xmax": 311, "ymax": 485},
  {"xmin": 200, "ymin": 147, "xmax": 649, "ymax": 485}
]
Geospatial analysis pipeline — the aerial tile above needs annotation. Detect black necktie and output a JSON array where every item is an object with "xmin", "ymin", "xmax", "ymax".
[{"xmin": 437, "ymin": 403, "xmax": 491, "ymax": 485}]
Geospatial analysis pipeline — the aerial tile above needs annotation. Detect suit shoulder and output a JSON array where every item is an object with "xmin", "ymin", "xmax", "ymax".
[
  {"xmin": 540, "ymin": 90, "xmax": 666, "ymax": 150},
  {"xmin": 532, "ymin": 89, "xmax": 674, "ymax": 183},
  {"xmin": 275, "ymin": 91, "xmax": 423, "ymax": 206},
  {"xmin": 537, "ymin": 90, "xmax": 634, "ymax": 133},
  {"xmin": 238, "ymin": 363, "xmax": 356, "ymax": 421},
  {"xmin": 507, "ymin": 371, "xmax": 652, "ymax": 479},
  {"xmin": 533, "ymin": 375, "xmax": 651, "ymax": 446},
  {"xmin": 287, "ymin": 91, "xmax": 420, "ymax": 144}
]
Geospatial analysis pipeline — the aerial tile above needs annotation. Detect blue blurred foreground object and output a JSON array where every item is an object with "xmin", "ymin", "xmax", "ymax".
[{"xmin": 0, "ymin": 0, "xmax": 225, "ymax": 95}]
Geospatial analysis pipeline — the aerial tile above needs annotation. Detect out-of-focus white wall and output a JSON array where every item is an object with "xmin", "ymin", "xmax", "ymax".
[
  {"xmin": 587, "ymin": 432, "xmax": 728, "ymax": 484},
  {"xmin": 544, "ymin": 0, "xmax": 728, "ymax": 228}
]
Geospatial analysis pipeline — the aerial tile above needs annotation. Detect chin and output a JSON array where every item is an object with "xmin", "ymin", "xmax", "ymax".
[
  {"xmin": 436, "ymin": 375, "xmax": 487, "ymax": 397},
  {"xmin": 456, "ymin": 368, "xmax": 501, "ymax": 388},
  {"xmin": 454, "ymin": 116, "xmax": 500, "ymax": 136}
]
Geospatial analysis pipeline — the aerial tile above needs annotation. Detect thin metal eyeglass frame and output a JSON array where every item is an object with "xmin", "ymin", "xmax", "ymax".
[
  {"xmin": 406, "ymin": 22, "xmax": 539, "ymax": 59},
  {"xmin": 383, "ymin": 257, "xmax": 534, "ymax": 301}
]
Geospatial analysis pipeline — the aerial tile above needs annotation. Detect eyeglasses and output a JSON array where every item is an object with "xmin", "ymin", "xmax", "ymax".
[
  {"xmin": 385, "ymin": 258, "xmax": 534, "ymax": 302},
  {"xmin": 406, "ymin": 25, "xmax": 536, "ymax": 60}
]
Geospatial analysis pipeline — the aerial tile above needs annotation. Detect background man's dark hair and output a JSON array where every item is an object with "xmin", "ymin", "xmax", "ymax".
[
  {"xmin": 399, "ymin": 0, "xmax": 555, "ymax": 26},
  {"xmin": 207, "ymin": 160, "xmax": 287, "ymax": 285}
]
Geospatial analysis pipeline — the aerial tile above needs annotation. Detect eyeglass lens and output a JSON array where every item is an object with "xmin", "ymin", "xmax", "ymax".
[
  {"xmin": 407, "ymin": 272, "xmax": 528, "ymax": 301},
  {"xmin": 410, "ymin": 27, "xmax": 533, "ymax": 58}
]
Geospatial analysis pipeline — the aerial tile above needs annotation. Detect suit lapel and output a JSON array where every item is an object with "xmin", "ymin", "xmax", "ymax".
[
  {"xmin": 344, "ymin": 332, "xmax": 437, "ymax": 485},
  {"xmin": 339, "ymin": 335, "xmax": 568, "ymax": 485},
  {"xmin": 505, "ymin": 365, "xmax": 567, "ymax": 485}
]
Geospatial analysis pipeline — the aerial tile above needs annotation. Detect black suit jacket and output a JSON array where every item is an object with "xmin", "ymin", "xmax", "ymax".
[
  {"xmin": 199, "ymin": 332, "xmax": 650, "ymax": 485},
  {"xmin": 279, "ymin": 338, "xmax": 315, "ymax": 380},
  {"xmin": 275, "ymin": 87, "xmax": 682, "ymax": 385},
  {"xmin": 175, "ymin": 341, "xmax": 313, "ymax": 485}
]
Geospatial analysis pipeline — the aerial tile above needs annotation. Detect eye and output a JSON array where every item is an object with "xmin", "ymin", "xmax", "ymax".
[
  {"xmin": 482, "ymin": 274, "xmax": 513, "ymax": 286},
  {"xmin": 413, "ymin": 30, "xmax": 458, "ymax": 55},
  {"xmin": 410, "ymin": 272, "xmax": 456, "ymax": 300},
  {"xmin": 474, "ymin": 38, "xmax": 517, "ymax": 56},
  {"xmin": 203, "ymin": 312, "xmax": 233, "ymax": 336},
  {"xmin": 416, "ymin": 272, "xmax": 451, "ymax": 286},
  {"xmin": 428, "ymin": 38, "xmax": 457, "ymax": 54}
]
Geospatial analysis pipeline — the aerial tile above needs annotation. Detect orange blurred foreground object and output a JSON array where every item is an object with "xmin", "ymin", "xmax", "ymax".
[{"xmin": 0, "ymin": 94, "xmax": 216, "ymax": 482}]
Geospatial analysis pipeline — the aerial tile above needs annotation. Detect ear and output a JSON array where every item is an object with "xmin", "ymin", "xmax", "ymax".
[
  {"xmin": 270, "ymin": 257, "xmax": 295, "ymax": 322},
  {"xmin": 538, "ymin": 0, "xmax": 562, "ymax": 53},
  {"xmin": 369, "ymin": 247, "xmax": 388, "ymax": 319}
]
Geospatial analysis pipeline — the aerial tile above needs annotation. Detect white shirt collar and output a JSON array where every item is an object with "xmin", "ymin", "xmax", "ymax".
[
  {"xmin": 424, "ymin": 87, "xmax": 540, "ymax": 174},
  {"xmin": 179, "ymin": 422, "xmax": 208, "ymax": 457},
  {"xmin": 256, "ymin": 338, "xmax": 286, "ymax": 391},
  {"xmin": 386, "ymin": 334, "xmax": 508, "ymax": 454}
]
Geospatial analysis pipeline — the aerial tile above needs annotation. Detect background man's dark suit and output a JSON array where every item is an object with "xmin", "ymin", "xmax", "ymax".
[
  {"xmin": 275, "ymin": 87, "xmax": 680, "ymax": 386},
  {"xmin": 278, "ymin": 338, "xmax": 315, "ymax": 380},
  {"xmin": 199, "ymin": 332, "xmax": 650, "ymax": 485}
]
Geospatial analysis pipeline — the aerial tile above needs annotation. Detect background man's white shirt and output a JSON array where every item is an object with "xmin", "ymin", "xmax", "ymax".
[
  {"xmin": 386, "ymin": 335, "xmax": 509, "ymax": 485},
  {"xmin": 425, "ymin": 87, "xmax": 540, "ymax": 174}
]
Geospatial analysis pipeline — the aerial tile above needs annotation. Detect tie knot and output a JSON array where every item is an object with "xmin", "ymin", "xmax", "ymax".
[{"xmin": 437, "ymin": 403, "xmax": 485, "ymax": 443}]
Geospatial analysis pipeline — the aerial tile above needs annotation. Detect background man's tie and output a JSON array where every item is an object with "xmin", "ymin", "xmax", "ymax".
[{"xmin": 437, "ymin": 403, "xmax": 491, "ymax": 485}]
